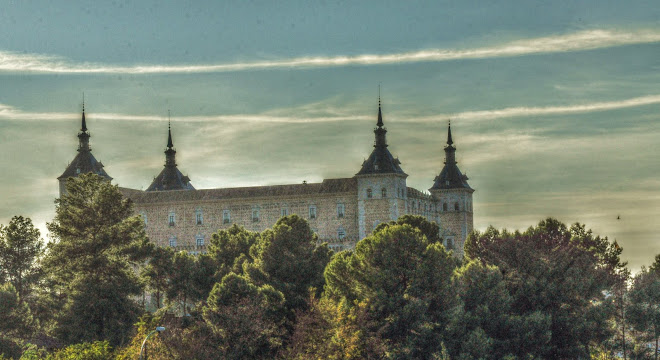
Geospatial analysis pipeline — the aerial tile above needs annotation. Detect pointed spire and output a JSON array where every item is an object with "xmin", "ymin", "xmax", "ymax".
[
  {"xmin": 377, "ymin": 85, "xmax": 383, "ymax": 128},
  {"xmin": 167, "ymin": 110, "xmax": 173, "ymax": 149},
  {"xmin": 81, "ymin": 93, "xmax": 87, "ymax": 132},
  {"xmin": 447, "ymin": 120, "xmax": 453, "ymax": 145}
]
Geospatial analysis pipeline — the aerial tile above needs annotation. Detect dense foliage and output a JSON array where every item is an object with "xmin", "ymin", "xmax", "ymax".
[{"xmin": 2, "ymin": 181, "xmax": 659, "ymax": 360}]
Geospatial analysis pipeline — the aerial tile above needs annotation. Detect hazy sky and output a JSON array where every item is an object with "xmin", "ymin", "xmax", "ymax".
[{"xmin": 0, "ymin": 1, "xmax": 658, "ymax": 271}]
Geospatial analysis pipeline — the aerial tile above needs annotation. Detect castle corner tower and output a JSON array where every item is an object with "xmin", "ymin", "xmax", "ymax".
[
  {"xmin": 355, "ymin": 98, "xmax": 407, "ymax": 239},
  {"xmin": 429, "ymin": 122, "xmax": 474, "ymax": 256},
  {"xmin": 57, "ymin": 102, "xmax": 112, "ymax": 197}
]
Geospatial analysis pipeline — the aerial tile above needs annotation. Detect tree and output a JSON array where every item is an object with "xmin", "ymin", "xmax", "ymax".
[
  {"xmin": 208, "ymin": 224, "xmax": 258, "ymax": 279},
  {"xmin": 42, "ymin": 173, "xmax": 152, "ymax": 346},
  {"xmin": 628, "ymin": 266, "xmax": 660, "ymax": 360},
  {"xmin": 248, "ymin": 215, "xmax": 331, "ymax": 313},
  {"xmin": 323, "ymin": 223, "xmax": 458, "ymax": 358},
  {"xmin": 141, "ymin": 246, "xmax": 174, "ymax": 310},
  {"xmin": 448, "ymin": 260, "xmax": 551, "ymax": 359},
  {"xmin": 202, "ymin": 273, "xmax": 286, "ymax": 360},
  {"xmin": 374, "ymin": 214, "xmax": 443, "ymax": 244},
  {"xmin": 0, "ymin": 216, "xmax": 43, "ymax": 302},
  {"xmin": 165, "ymin": 251, "xmax": 196, "ymax": 315},
  {"xmin": 0, "ymin": 283, "xmax": 35, "ymax": 359},
  {"xmin": 465, "ymin": 218, "xmax": 626, "ymax": 358}
]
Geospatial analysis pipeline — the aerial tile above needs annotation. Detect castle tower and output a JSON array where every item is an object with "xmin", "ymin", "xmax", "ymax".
[
  {"xmin": 355, "ymin": 98, "xmax": 407, "ymax": 239},
  {"xmin": 57, "ymin": 101, "xmax": 112, "ymax": 196},
  {"xmin": 429, "ymin": 122, "xmax": 474, "ymax": 256},
  {"xmin": 146, "ymin": 118, "xmax": 194, "ymax": 191}
]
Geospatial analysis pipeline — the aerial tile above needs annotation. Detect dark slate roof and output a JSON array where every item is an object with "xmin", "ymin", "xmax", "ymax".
[
  {"xmin": 356, "ymin": 102, "xmax": 406, "ymax": 176},
  {"xmin": 431, "ymin": 161, "xmax": 472, "ymax": 190},
  {"xmin": 58, "ymin": 150, "xmax": 112, "ymax": 180},
  {"xmin": 356, "ymin": 144, "xmax": 405, "ymax": 175},
  {"xmin": 430, "ymin": 124, "xmax": 472, "ymax": 190},
  {"xmin": 146, "ymin": 166, "xmax": 194, "ymax": 191},
  {"xmin": 124, "ymin": 177, "xmax": 357, "ymax": 204}
]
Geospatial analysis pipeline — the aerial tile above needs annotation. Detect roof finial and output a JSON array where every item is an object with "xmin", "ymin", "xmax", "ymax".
[
  {"xmin": 81, "ymin": 92, "xmax": 87, "ymax": 132},
  {"xmin": 167, "ymin": 110, "xmax": 173, "ymax": 149},
  {"xmin": 447, "ymin": 119, "xmax": 453, "ymax": 145},
  {"xmin": 377, "ymin": 84, "xmax": 383, "ymax": 128}
]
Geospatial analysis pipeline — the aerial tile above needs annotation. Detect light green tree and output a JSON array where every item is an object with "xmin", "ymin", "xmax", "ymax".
[{"xmin": 0, "ymin": 216, "xmax": 43, "ymax": 302}]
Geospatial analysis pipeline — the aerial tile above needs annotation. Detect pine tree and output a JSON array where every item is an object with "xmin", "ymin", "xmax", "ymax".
[
  {"xmin": 0, "ymin": 215, "xmax": 43, "ymax": 302},
  {"xmin": 43, "ymin": 173, "xmax": 152, "ymax": 346}
]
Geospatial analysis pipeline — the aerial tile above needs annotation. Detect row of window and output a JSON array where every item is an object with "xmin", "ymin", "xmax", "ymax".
[
  {"xmin": 153, "ymin": 203, "xmax": 347, "ymax": 227},
  {"xmin": 365, "ymin": 187, "xmax": 407, "ymax": 199},
  {"xmin": 168, "ymin": 235, "xmax": 205, "ymax": 248},
  {"xmin": 168, "ymin": 226, "xmax": 348, "ymax": 248}
]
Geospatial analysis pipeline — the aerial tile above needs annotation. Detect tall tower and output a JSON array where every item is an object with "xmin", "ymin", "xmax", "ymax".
[
  {"xmin": 429, "ymin": 122, "xmax": 474, "ymax": 256},
  {"xmin": 57, "ymin": 101, "xmax": 112, "ymax": 197},
  {"xmin": 355, "ymin": 98, "xmax": 407, "ymax": 239},
  {"xmin": 146, "ymin": 118, "xmax": 194, "ymax": 191}
]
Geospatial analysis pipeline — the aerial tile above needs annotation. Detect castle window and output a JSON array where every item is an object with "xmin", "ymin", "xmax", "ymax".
[
  {"xmin": 140, "ymin": 212, "xmax": 148, "ymax": 226},
  {"xmin": 196, "ymin": 210, "xmax": 203, "ymax": 225},
  {"xmin": 454, "ymin": 202, "xmax": 459, "ymax": 211},
  {"xmin": 196, "ymin": 236, "xmax": 204, "ymax": 247},
  {"xmin": 169, "ymin": 236, "xmax": 177, "ymax": 247},
  {"xmin": 223, "ymin": 210, "xmax": 231, "ymax": 224},
  {"xmin": 252, "ymin": 209, "xmax": 260, "ymax": 222},
  {"xmin": 168, "ymin": 211, "xmax": 175, "ymax": 226},
  {"xmin": 281, "ymin": 208, "xmax": 288, "ymax": 217},
  {"xmin": 337, "ymin": 203, "xmax": 345, "ymax": 218},
  {"xmin": 445, "ymin": 238, "xmax": 454, "ymax": 250},
  {"xmin": 381, "ymin": 188, "xmax": 387, "ymax": 198},
  {"xmin": 443, "ymin": 203, "xmax": 448, "ymax": 212},
  {"xmin": 309, "ymin": 205, "xmax": 317, "ymax": 219},
  {"xmin": 338, "ymin": 227, "xmax": 346, "ymax": 240},
  {"xmin": 367, "ymin": 188, "xmax": 372, "ymax": 198}
]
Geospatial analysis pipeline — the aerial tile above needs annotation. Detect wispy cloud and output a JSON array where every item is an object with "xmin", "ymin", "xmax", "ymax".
[
  {"xmin": 2, "ymin": 94, "xmax": 660, "ymax": 124},
  {"xmin": 1, "ymin": 29, "xmax": 659, "ymax": 74}
]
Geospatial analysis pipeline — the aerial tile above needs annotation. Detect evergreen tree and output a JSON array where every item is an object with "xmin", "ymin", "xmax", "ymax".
[
  {"xmin": 0, "ymin": 283, "xmax": 35, "ymax": 359},
  {"xmin": 323, "ymin": 223, "xmax": 457, "ymax": 358},
  {"xmin": 248, "ymin": 214, "xmax": 331, "ymax": 312},
  {"xmin": 43, "ymin": 173, "xmax": 152, "ymax": 346},
  {"xmin": 465, "ymin": 218, "xmax": 626, "ymax": 358},
  {"xmin": 207, "ymin": 224, "xmax": 258, "ymax": 279},
  {"xmin": 628, "ymin": 265, "xmax": 660, "ymax": 360},
  {"xmin": 0, "ymin": 216, "xmax": 43, "ymax": 302},
  {"xmin": 140, "ymin": 246, "xmax": 174, "ymax": 310},
  {"xmin": 203, "ymin": 273, "xmax": 286, "ymax": 360}
]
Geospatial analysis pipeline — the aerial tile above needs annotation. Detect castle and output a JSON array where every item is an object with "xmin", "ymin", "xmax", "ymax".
[{"xmin": 58, "ymin": 99, "xmax": 474, "ymax": 256}]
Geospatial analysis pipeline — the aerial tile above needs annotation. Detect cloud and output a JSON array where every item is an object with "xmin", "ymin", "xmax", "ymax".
[
  {"xmin": 1, "ymin": 29, "xmax": 659, "ymax": 74},
  {"xmin": 2, "ymin": 94, "xmax": 660, "ymax": 124}
]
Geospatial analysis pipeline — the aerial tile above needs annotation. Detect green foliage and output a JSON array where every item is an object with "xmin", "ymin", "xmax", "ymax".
[
  {"xmin": 140, "ymin": 246, "xmax": 173, "ymax": 310},
  {"xmin": 164, "ymin": 251, "xmax": 195, "ymax": 315},
  {"xmin": 0, "ymin": 283, "xmax": 36, "ymax": 359},
  {"xmin": 249, "ymin": 214, "xmax": 332, "ymax": 312},
  {"xmin": 464, "ymin": 218, "xmax": 625, "ymax": 358},
  {"xmin": 628, "ymin": 266, "xmax": 660, "ymax": 357},
  {"xmin": 203, "ymin": 273, "xmax": 286, "ymax": 359},
  {"xmin": 0, "ymin": 216, "xmax": 43, "ymax": 302},
  {"xmin": 42, "ymin": 173, "xmax": 152, "ymax": 346},
  {"xmin": 373, "ymin": 214, "xmax": 442, "ymax": 244},
  {"xmin": 208, "ymin": 224, "xmax": 258, "ymax": 278},
  {"xmin": 323, "ymin": 223, "xmax": 457, "ymax": 358},
  {"xmin": 448, "ymin": 260, "xmax": 551, "ymax": 359},
  {"xmin": 43, "ymin": 341, "xmax": 113, "ymax": 360}
]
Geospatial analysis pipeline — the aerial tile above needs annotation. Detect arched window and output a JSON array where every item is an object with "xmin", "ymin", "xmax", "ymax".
[
  {"xmin": 381, "ymin": 188, "xmax": 387, "ymax": 198},
  {"xmin": 454, "ymin": 202, "xmax": 459, "ymax": 211},
  {"xmin": 367, "ymin": 188, "xmax": 372, "ymax": 198},
  {"xmin": 443, "ymin": 203, "xmax": 448, "ymax": 212}
]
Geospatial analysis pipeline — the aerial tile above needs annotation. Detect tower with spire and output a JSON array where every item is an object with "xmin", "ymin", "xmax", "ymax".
[
  {"xmin": 146, "ymin": 115, "xmax": 194, "ymax": 191},
  {"xmin": 355, "ymin": 96, "xmax": 408, "ymax": 239},
  {"xmin": 429, "ymin": 121, "xmax": 474, "ymax": 256},
  {"xmin": 57, "ymin": 99, "xmax": 112, "ymax": 197}
]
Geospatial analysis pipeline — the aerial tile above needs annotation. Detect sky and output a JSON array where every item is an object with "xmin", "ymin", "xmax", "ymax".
[{"xmin": 0, "ymin": 0, "xmax": 658, "ymax": 271}]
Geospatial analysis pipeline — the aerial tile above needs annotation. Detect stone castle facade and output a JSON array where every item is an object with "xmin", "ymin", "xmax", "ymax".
[{"xmin": 58, "ymin": 100, "xmax": 474, "ymax": 256}]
